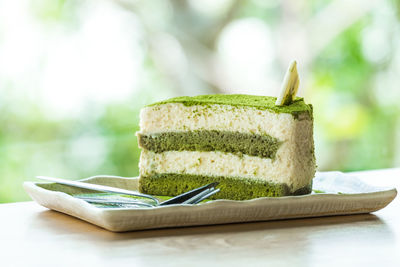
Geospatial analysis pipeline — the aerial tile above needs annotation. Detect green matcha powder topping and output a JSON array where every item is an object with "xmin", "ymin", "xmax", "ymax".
[{"xmin": 148, "ymin": 94, "xmax": 312, "ymax": 118}]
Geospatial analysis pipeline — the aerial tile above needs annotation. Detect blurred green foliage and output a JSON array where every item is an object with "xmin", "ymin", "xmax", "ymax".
[
  {"xmin": 0, "ymin": 0, "xmax": 399, "ymax": 203},
  {"xmin": 309, "ymin": 18, "xmax": 400, "ymax": 171}
]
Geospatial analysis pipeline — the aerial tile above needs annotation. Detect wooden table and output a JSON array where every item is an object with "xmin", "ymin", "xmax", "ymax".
[{"xmin": 1, "ymin": 169, "xmax": 399, "ymax": 267}]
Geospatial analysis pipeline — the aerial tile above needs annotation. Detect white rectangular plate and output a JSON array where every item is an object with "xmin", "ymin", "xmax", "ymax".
[{"xmin": 23, "ymin": 172, "xmax": 397, "ymax": 232}]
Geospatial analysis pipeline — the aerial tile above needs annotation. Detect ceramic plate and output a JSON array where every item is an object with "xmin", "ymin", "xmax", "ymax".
[{"xmin": 23, "ymin": 171, "xmax": 397, "ymax": 232}]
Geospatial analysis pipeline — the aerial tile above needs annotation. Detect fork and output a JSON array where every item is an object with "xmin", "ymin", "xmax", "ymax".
[{"xmin": 36, "ymin": 176, "xmax": 220, "ymax": 207}]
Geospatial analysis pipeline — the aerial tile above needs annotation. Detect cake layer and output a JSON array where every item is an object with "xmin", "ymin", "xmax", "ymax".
[
  {"xmin": 139, "ymin": 150, "xmax": 315, "ymax": 192},
  {"xmin": 137, "ymin": 130, "xmax": 281, "ymax": 159},
  {"xmin": 139, "ymin": 102, "xmax": 311, "ymax": 138},
  {"xmin": 139, "ymin": 173, "xmax": 312, "ymax": 200}
]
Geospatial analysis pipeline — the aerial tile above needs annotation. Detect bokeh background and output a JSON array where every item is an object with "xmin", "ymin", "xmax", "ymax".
[{"xmin": 1, "ymin": 0, "xmax": 400, "ymax": 203}]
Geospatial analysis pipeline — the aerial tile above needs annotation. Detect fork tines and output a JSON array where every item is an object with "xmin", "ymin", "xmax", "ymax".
[{"xmin": 159, "ymin": 182, "xmax": 220, "ymax": 206}]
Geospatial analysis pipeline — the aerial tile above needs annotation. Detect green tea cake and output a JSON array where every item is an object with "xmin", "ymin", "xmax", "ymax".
[{"xmin": 137, "ymin": 94, "xmax": 316, "ymax": 200}]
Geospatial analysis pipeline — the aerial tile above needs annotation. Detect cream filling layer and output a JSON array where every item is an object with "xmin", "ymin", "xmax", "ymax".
[
  {"xmin": 140, "ymin": 150, "xmax": 314, "ymax": 192},
  {"xmin": 139, "ymin": 103, "xmax": 311, "ymax": 139}
]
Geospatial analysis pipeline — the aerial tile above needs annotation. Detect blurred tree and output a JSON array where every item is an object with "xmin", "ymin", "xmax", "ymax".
[{"xmin": 0, "ymin": 0, "xmax": 399, "ymax": 203}]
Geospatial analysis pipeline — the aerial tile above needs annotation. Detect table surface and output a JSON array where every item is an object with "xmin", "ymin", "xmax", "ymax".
[{"xmin": 1, "ymin": 169, "xmax": 400, "ymax": 267}]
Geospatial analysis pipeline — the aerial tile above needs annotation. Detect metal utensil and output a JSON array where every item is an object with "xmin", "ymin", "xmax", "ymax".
[
  {"xmin": 74, "ymin": 196, "xmax": 155, "ymax": 207},
  {"xmin": 36, "ymin": 176, "xmax": 220, "ymax": 207},
  {"xmin": 36, "ymin": 176, "xmax": 160, "ymax": 205},
  {"xmin": 159, "ymin": 182, "xmax": 219, "ymax": 206}
]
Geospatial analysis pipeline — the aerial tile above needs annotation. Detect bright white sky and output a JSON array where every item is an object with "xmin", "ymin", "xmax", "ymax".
[
  {"xmin": 0, "ymin": 0, "xmax": 144, "ymax": 118},
  {"xmin": 0, "ymin": 0, "xmax": 399, "ymax": 120}
]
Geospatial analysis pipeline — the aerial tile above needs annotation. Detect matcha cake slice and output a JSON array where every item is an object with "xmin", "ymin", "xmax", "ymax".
[{"xmin": 137, "ymin": 94, "xmax": 316, "ymax": 200}]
